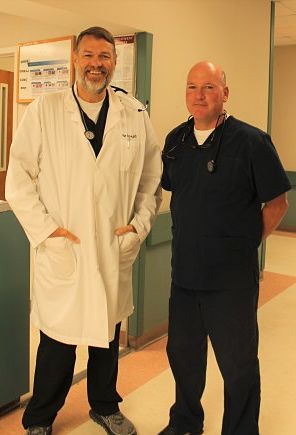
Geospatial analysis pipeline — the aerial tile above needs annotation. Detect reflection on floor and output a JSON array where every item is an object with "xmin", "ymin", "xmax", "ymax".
[{"xmin": 1, "ymin": 232, "xmax": 295, "ymax": 434}]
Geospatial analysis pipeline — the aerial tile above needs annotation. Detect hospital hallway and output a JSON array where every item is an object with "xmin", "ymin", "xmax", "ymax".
[{"xmin": 1, "ymin": 231, "xmax": 295, "ymax": 435}]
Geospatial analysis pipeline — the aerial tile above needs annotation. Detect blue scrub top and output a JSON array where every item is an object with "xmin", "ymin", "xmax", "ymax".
[{"xmin": 162, "ymin": 116, "xmax": 291, "ymax": 291}]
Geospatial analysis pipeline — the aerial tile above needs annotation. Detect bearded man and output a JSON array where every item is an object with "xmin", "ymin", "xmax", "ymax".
[{"xmin": 6, "ymin": 26, "xmax": 162, "ymax": 435}]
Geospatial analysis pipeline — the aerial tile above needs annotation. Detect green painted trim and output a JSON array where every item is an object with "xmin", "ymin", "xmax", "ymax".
[
  {"xmin": 279, "ymin": 172, "xmax": 296, "ymax": 230},
  {"xmin": 267, "ymin": 1, "xmax": 275, "ymax": 134},
  {"xmin": 129, "ymin": 245, "xmax": 146, "ymax": 337},
  {"xmin": 135, "ymin": 32, "xmax": 153, "ymax": 114},
  {"xmin": 128, "ymin": 32, "xmax": 153, "ymax": 339},
  {"xmin": 286, "ymin": 171, "xmax": 296, "ymax": 186},
  {"xmin": 0, "ymin": 211, "xmax": 30, "ymax": 404},
  {"xmin": 263, "ymin": 1, "xmax": 276, "ymax": 270},
  {"xmin": 259, "ymin": 242, "xmax": 266, "ymax": 273},
  {"xmin": 146, "ymin": 211, "xmax": 172, "ymax": 246}
]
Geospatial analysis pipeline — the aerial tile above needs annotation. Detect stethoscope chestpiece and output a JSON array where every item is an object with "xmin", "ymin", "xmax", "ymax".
[
  {"xmin": 207, "ymin": 160, "xmax": 216, "ymax": 173},
  {"xmin": 84, "ymin": 130, "xmax": 95, "ymax": 140}
]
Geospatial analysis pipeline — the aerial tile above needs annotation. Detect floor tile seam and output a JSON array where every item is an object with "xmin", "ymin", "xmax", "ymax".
[
  {"xmin": 264, "ymin": 269, "xmax": 296, "ymax": 279},
  {"xmin": 258, "ymin": 282, "xmax": 296, "ymax": 309}
]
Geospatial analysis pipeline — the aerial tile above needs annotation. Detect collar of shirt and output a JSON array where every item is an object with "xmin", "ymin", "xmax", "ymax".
[{"xmin": 73, "ymin": 83, "xmax": 105, "ymax": 123}]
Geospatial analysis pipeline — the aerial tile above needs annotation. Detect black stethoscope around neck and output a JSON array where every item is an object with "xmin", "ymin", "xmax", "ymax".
[
  {"xmin": 71, "ymin": 85, "xmax": 109, "ymax": 141},
  {"xmin": 202, "ymin": 111, "xmax": 227, "ymax": 173},
  {"xmin": 164, "ymin": 111, "xmax": 227, "ymax": 173}
]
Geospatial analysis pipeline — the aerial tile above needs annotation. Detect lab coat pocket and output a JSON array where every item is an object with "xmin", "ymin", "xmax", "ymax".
[
  {"xmin": 120, "ymin": 135, "xmax": 140, "ymax": 172},
  {"xmin": 36, "ymin": 237, "xmax": 77, "ymax": 280},
  {"xmin": 118, "ymin": 232, "xmax": 141, "ymax": 267}
]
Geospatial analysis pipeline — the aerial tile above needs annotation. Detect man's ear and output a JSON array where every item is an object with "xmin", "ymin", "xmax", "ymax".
[
  {"xmin": 223, "ymin": 86, "xmax": 229, "ymax": 102},
  {"xmin": 73, "ymin": 50, "xmax": 78, "ymax": 66}
]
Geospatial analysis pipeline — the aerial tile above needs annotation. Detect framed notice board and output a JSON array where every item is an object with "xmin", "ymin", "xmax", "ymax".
[
  {"xmin": 112, "ymin": 35, "xmax": 136, "ymax": 95},
  {"xmin": 17, "ymin": 35, "xmax": 75, "ymax": 103},
  {"xmin": 113, "ymin": 32, "xmax": 153, "ymax": 114},
  {"xmin": 16, "ymin": 32, "xmax": 153, "ymax": 111}
]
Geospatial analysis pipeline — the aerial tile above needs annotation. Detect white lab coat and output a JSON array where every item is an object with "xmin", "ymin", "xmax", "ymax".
[{"xmin": 5, "ymin": 86, "xmax": 162, "ymax": 347}]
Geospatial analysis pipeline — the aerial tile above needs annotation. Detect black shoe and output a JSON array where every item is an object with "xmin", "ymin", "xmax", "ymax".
[
  {"xmin": 89, "ymin": 409, "xmax": 137, "ymax": 434},
  {"xmin": 26, "ymin": 426, "xmax": 52, "ymax": 435},
  {"xmin": 158, "ymin": 424, "xmax": 203, "ymax": 435}
]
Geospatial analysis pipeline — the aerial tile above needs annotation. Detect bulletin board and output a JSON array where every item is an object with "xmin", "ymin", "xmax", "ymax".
[
  {"xmin": 17, "ymin": 35, "xmax": 75, "ymax": 103},
  {"xmin": 112, "ymin": 35, "xmax": 135, "ymax": 95},
  {"xmin": 16, "ymin": 32, "xmax": 152, "ymax": 112}
]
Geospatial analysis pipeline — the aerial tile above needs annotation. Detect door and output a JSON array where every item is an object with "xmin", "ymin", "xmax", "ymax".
[{"xmin": 0, "ymin": 69, "xmax": 13, "ymax": 200}]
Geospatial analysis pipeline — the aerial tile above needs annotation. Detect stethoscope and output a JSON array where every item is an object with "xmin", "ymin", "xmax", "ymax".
[
  {"xmin": 109, "ymin": 86, "xmax": 149, "ymax": 112},
  {"xmin": 71, "ymin": 85, "xmax": 148, "ymax": 141},
  {"xmin": 71, "ymin": 85, "xmax": 106, "ymax": 141},
  {"xmin": 163, "ymin": 111, "xmax": 227, "ymax": 173}
]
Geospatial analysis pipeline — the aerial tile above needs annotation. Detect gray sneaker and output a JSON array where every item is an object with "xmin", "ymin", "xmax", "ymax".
[
  {"xmin": 89, "ymin": 409, "xmax": 137, "ymax": 435},
  {"xmin": 26, "ymin": 426, "xmax": 52, "ymax": 435}
]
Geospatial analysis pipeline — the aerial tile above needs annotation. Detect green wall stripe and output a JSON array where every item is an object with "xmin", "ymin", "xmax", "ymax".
[
  {"xmin": 135, "ymin": 32, "xmax": 153, "ymax": 114},
  {"xmin": 146, "ymin": 212, "xmax": 172, "ymax": 246},
  {"xmin": 286, "ymin": 171, "xmax": 296, "ymax": 186},
  {"xmin": 128, "ymin": 32, "xmax": 153, "ymax": 338},
  {"xmin": 267, "ymin": 0, "xmax": 275, "ymax": 134},
  {"xmin": 0, "ymin": 211, "xmax": 30, "ymax": 404}
]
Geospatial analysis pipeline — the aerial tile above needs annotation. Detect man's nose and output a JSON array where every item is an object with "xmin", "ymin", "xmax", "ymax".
[
  {"xmin": 194, "ymin": 88, "xmax": 205, "ymax": 99},
  {"xmin": 91, "ymin": 56, "xmax": 103, "ymax": 67}
]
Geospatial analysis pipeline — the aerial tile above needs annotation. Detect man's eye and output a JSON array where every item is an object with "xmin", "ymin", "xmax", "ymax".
[
  {"xmin": 187, "ymin": 85, "xmax": 196, "ymax": 90},
  {"xmin": 204, "ymin": 85, "xmax": 214, "ymax": 90}
]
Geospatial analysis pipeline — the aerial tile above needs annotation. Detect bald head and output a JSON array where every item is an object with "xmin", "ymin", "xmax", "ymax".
[
  {"xmin": 187, "ymin": 61, "xmax": 226, "ymax": 86},
  {"xmin": 186, "ymin": 61, "xmax": 229, "ymax": 129}
]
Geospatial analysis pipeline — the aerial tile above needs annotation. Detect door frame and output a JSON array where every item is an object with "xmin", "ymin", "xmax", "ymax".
[{"xmin": 0, "ymin": 46, "xmax": 18, "ymax": 133}]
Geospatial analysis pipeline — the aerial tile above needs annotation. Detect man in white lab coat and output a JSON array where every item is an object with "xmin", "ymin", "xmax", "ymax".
[{"xmin": 5, "ymin": 26, "xmax": 162, "ymax": 435}]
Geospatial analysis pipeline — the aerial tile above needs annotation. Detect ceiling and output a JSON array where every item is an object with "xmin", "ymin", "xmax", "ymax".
[
  {"xmin": 275, "ymin": 0, "xmax": 296, "ymax": 45},
  {"xmin": 0, "ymin": 1, "xmax": 295, "ymax": 49}
]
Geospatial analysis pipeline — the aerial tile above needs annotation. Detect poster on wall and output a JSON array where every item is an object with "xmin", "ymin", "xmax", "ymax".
[
  {"xmin": 112, "ymin": 35, "xmax": 135, "ymax": 95},
  {"xmin": 17, "ymin": 33, "xmax": 135, "ymax": 102},
  {"xmin": 17, "ymin": 35, "xmax": 75, "ymax": 103}
]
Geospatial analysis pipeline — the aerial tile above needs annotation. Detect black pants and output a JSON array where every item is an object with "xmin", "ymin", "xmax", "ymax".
[
  {"xmin": 167, "ymin": 283, "xmax": 260, "ymax": 435},
  {"xmin": 22, "ymin": 324, "xmax": 122, "ymax": 429}
]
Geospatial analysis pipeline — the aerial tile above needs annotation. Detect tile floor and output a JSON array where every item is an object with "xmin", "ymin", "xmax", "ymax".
[{"xmin": 1, "ymin": 231, "xmax": 295, "ymax": 434}]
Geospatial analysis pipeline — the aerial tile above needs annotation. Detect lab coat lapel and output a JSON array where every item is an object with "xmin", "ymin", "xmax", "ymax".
[
  {"xmin": 64, "ymin": 86, "xmax": 99, "ymax": 160},
  {"xmin": 104, "ymin": 88, "xmax": 123, "ymax": 135},
  {"xmin": 64, "ymin": 87, "xmax": 82, "ymax": 125}
]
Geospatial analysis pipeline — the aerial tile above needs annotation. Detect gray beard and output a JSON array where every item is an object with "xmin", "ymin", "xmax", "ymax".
[{"xmin": 78, "ymin": 73, "xmax": 109, "ymax": 96}]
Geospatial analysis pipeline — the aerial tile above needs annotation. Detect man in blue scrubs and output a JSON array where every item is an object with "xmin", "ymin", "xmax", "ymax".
[{"xmin": 158, "ymin": 61, "xmax": 290, "ymax": 435}]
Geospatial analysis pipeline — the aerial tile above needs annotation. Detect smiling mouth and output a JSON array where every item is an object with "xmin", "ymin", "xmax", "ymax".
[{"xmin": 86, "ymin": 70, "xmax": 106, "ymax": 79}]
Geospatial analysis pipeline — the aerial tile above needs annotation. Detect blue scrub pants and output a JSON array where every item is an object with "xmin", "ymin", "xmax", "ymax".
[
  {"xmin": 167, "ymin": 283, "xmax": 260, "ymax": 435},
  {"xmin": 22, "ymin": 323, "xmax": 122, "ymax": 429}
]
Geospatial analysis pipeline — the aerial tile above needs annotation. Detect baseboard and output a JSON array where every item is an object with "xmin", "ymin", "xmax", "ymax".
[
  {"xmin": 128, "ymin": 321, "xmax": 168, "ymax": 349},
  {"xmin": 0, "ymin": 399, "xmax": 20, "ymax": 416}
]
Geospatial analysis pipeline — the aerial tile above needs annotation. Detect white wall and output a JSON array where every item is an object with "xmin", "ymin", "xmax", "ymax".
[
  {"xmin": 0, "ymin": 0, "xmax": 273, "ymax": 389},
  {"xmin": 2, "ymin": 0, "xmax": 272, "ymax": 211},
  {"xmin": 272, "ymin": 45, "xmax": 296, "ymax": 170}
]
